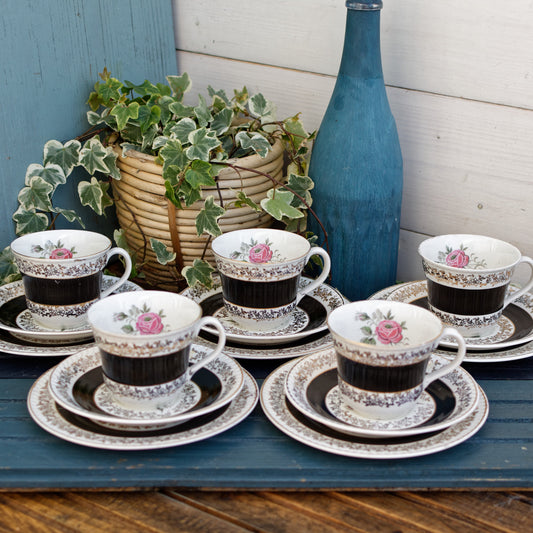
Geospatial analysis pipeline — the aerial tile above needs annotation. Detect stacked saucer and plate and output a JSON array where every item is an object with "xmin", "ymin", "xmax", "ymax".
[{"xmin": 27, "ymin": 291, "xmax": 259, "ymax": 450}]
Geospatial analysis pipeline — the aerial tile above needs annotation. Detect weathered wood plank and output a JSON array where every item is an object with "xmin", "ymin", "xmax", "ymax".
[{"xmin": 173, "ymin": 0, "xmax": 533, "ymax": 110}]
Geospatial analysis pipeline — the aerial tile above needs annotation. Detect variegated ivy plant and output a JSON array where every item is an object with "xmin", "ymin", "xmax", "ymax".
[{"xmin": 1, "ymin": 68, "xmax": 320, "ymax": 287}]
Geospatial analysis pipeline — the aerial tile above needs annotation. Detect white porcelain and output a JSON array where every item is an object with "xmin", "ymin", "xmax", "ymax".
[
  {"xmin": 212, "ymin": 228, "xmax": 330, "ymax": 331},
  {"xmin": 418, "ymin": 234, "xmax": 533, "ymax": 338},
  {"xmin": 48, "ymin": 345, "xmax": 244, "ymax": 429},
  {"xmin": 327, "ymin": 300, "xmax": 466, "ymax": 420},
  {"xmin": 88, "ymin": 291, "xmax": 226, "ymax": 411},
  {"xmin": 10, "ymin": 229, "xmax": 132, "ymax": 329},
  {"xmin": 260, "ymin": 359, "xmax": 489, "ymax": 460},
  {"xmin": 29, "ymin": 366, "xmax": 259, "ymax": 450},
  {"xmin": 181, "ymin": 276, "xmax": 344, "ymax": 346},
  {"xmin": 284, "ymin": 348, "xmax": 480, "ymax": 438}
]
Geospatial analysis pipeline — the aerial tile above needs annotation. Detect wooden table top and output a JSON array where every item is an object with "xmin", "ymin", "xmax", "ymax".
[{"xmin": 1, "ymin": 489, "xmax": 533, "ymax": 532}]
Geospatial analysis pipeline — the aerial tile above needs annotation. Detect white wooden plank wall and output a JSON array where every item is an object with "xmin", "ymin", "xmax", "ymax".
[{"xmin": 172, "ymin": 0, "xmax": 533, "ymax": 284}]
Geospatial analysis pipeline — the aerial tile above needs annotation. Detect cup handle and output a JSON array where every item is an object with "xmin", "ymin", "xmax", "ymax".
[
  {"xmin": 100, "ymin": 247, "xmax": 133, "ymax": 298},
  {"xmin": 504, "ymin": 256, "xmax": 533, "ymax": 308},
  {"xmin": 296, "ymin": 247, "xmax": 331, "ymax": 303},
  {"xmin": 188, "ymin": 317, "xmax": 226, "ymax": 378},
  {"xmin": 423, "ymin": 327, "xmax": 466, "ymax": 388}
]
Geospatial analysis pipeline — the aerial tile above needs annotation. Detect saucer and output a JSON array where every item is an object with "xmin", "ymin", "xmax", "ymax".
[
  {"xmin": 0, "ymin": 277, "xmax": 143, "ymax": 344},
  {"xmin": 386, "ymin": 281, "xmax": 533, "ymax": 351},
  {"xmin": 261, "ymin": 359, "xmax": 489, "ymax": 459},
  {"xmin": 181, "ymin": 276, "xmax": 345, "ymax": 346},
  {"xmin": 284, "ymin": 349, "xmax": 480, "ymax": 438},
  {"xmin": 48, "ymin": 345, "xmax": 244, "ymax": 428},
  {"xmin": 28, "ymin": 366, "xmax": 259, "ymax": 450}
]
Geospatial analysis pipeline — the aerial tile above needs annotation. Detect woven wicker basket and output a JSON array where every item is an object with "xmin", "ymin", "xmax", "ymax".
[{"xmin": 111, "ymin": 141, "xmax": 284, "ymax": 291}]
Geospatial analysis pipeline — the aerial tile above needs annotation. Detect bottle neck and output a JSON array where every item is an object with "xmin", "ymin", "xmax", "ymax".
[{"xmin": 338, "ymin": 8, "xmax": 383, "ymax": 79}]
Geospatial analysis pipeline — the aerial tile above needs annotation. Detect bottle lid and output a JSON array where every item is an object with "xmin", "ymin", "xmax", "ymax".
[{"xmin": 346, "ymin": 1, "xmax": 383, "ymax": 10}]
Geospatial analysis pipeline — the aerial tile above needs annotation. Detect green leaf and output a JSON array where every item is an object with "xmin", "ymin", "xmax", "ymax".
[
  {"xmin": 103, "ymin": 147, "xmax": 121, "ymax": 180},
  {"xmin": 234, "ymin": 191, "xmax": 262, "ymax": 212},
  {"xmin": 178, "ymin": 181, "xmax": 203, "ymax": 207},
  {"xmin": 137, "ymin": 104, "xmax": 161, "ymax": 134},
  {"xmin": 114, "ymin": 229, "xmax": 140, "ymax": 278},
  {"xmin": 78, "ymin": 177, "xmax": 113, "ymax": 215},
  {"xmin": 95, "ymin": 76, "xmax": 123, "ymax": 105},
  {"xmin": 166, "ymin": 73, "xmax": 191, "ymax": 99},
  {"xmin": 185, "ymin": 160, "xmax": 215, "ymax": 188},
  {"xmin": 182, "ymin": 259, "xmax": 215, "ymax": 288},
  {"xmin": 260, "ymin": 189, "xmax": 304, "ymax": 221},
  {"xmin": 283, "ymin": 115, "xmax": 308, "ymax": 150},
  {"xmin": 79, "ymin": 137, "xmax": 111, "ymax": 175},
  {"xmin": 186, "ymin": 128, "xmax": 221, "ymax": 161},
  {"xmin": 170, "ymin": 118, "xmax": 196, "ymax": 144},
  {"xmin": 195, "ymin": 195, "xmax": 225, "ymax": 237},
  {"xmin": 281, "ymin": 173, "xmax": 314, "ymax": 208},
  {"xmin": 0, "ymin": 246, "xmax": 20, "ymax": 285},
  {"xmin": 235, "ymin": 131, "xmax": 271, "ymax": 158},
  {"xmin": 164, "ymin": 179, "xmax": 181, "ymax": 207},
  {"xmin": 208, "ymin": 85, "xmax": 231, "ymax": 106},
  {"xmin": 194, "ymin": 95, "xmax": 213, "ymax": 127},
  {"xmin": 52, "ymin": 207, "xmax": 85, "ymax": 227},
  {"xmin": 249, "ymin": 93, "xmax": 276, "ymax": 121},
  {"xmin": 210, "ymin": 107, "xmax": 234, "ymax": 136},
  {"xmin": 168, "ymin": 101, "xmax": 195, "ymax": 119},
  {"xmin": 43, "ymin": 139, "xmax": 81, "ymax": 175},
  {"xmin": 150, "ymin": 238, "xmax": 176, "ymax": 265},
  {"xmin": 87, "ymin": 110, "xmax": 104, "ymax": 126},
  {"xmin": 25, "ymin": 163, "xmax": 66, "ymax": 191},
  {"xmin": 123, "ymin": 79, "xmax": 159, "ymax": 97},
  {"xmin": 160, "ymin": 139, "xmax": 188, "ymax": 175},
  {"xmin": 18, "ymin": 176, "xmax": 54, "ymax": 211},
  {"xmin": 13, "ymin": 206, "xmax": 49, "ymax": 235},
  {"xmin": 110, "ymin": 102, "xmax": 140, "ymax": 131}
]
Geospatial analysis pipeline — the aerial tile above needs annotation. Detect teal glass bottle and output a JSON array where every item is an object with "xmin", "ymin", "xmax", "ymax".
[{"xmin": 308, "ymin": 0, "xmax": 403, "ymax": 301}]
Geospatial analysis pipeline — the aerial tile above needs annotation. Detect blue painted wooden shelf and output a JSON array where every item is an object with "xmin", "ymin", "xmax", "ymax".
[{"xmin": 0, "ymin": 353, "xmax": 532, "ymax": 490}]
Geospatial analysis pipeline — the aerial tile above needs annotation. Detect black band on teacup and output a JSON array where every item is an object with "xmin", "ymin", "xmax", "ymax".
[
  {"xmin": 22, "ymin": 272, "xmax": 102, "ymax": 305},
  {"xmin": 336, "ymin": 353, "xmax": 429, "ymax": 392},
  {"xmin": 427, "ymin": 279, "xmax": 506, "ymax": 315},
  {"xmin": 219, "ymin": 273, "xmax": 299, "ymax": 309},
  {"xmin": 100, "ymin": 346, "xmax": 191, "ymax": 386}
]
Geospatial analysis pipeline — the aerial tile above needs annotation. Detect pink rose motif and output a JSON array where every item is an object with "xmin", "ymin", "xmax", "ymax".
[
  {"xmin": 248, "ymin": 243, "xmax": 273, "ymax": 263},
  {"xmin": 50, "ymin": 248, "xmax": 73, "ymax": 259},
  {"xmin": 446, "ymin": 249, "xmax": 469, "ymax": 268},
  {"xmin": 136, "ymin": 312, "xmax": 164, "ymax": 335},
  {"xmin": 375, "ymin": 320, "xmax": 403, "ymax": 345}
]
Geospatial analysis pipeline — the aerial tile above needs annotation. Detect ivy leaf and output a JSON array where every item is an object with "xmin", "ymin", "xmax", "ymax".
[
  {"xmin": 164, "ymin": 179, "xmax": 181, "ymax": 207},
  {"xmin": 95, "ymin": 76, "xmax": 123, "ymax": 105},
  {"xmin": 281, "ymin": 173, "xmax": 314, "ymax": 208},
  {"xmin": 182, "ymin": 259, "xmax": 215, "ymax": 288},
  {"xmin": 114, "ymin": 229, "xmax": 140, "ymax": 279},
  {"xmin": 208, "ymin": 85, "xmax": 231, "ymax": 106},
  {"xmin": 178, "ymin": 180, "xmax": 203, "ymax": 207},
  {"xmin": 43, "ymin": 139, "xmax": 81, "ymax": 175},
  {"xmin": 234, "ymin": 191, "xmax": 262, "ymax": 212},
  {"xmin": 0, "ymin": 246, "xmax": 20, "ymax": 285},
  {"xmin": 185, "ymin": 160, "xmax": 215, "ymax": 188},
  {"xmin": 260, "ymin": 189, "xmax": 304, "ymax": 221},
  {"xmin": 103, "ymin": 147, "xmax": 121, "ymax": 181},
  {"xmin": 137, "ymin": 104, "xmax": 161, "ymax": 134},
  {"xmin": 186, "ymin": 128, "xmax": 221, "ymax": 161},
  {"xmin": 78, "ymin": 177, "xmax": 113, "ymax": 215},
  {"xmin": 52, "ymin": 207, "xmax": 85, "ymax": 227},
  {"xmin": 150, "ymin": 238, "xmax": 176, "ymax": 265},
  {"xmin": 160, "ymin": 139, "xmax": 188, "ymax": 177},
  {"xmin": 166, "ymin": 73, "xmax": 191, "ymax": 100},
  {"xmin": 18, "ymin": 176, "xmax": 54, "ymax": 211},
  {"xmin": 79, "ymin": 137, "xmax": 111, "ymax": 175},
  {"xmin": 235, "ymin": 131, "xmax": 271, "ymax": 158},
  {"xmin": 168, "ymin": 101, "xmax": 195, "ymax": 119},
  {"xmin": 170, "ymin": 118, "xmax": 196, "ymax": 144},
  {"xmin": 110, "ymin": 102, "xmax": 140, "ymax": 131},
  {"xmin": 194, "ymin": 95, "xmax": 213, "ymax": 127},
  {"xmin": 195, "ymin": 195, "xmax": 225, "ymax": 237},
  {"xmin": 25, "ymin": 163, "xmax": 66, "ymax": 191},
  {"xmin": 210, "ymin": 107, "xmax": 234, "ymax": 136},
  {"xmin": 283, "ymin": 115, "xmax": 308, "ymax": 150},
  {"xmin": 13, "ymin": 206, "xmax": 49, "ymax": 235},
  {"xmin": 249, "ymin": 93, "xmax": 276, "ymax": 122}
]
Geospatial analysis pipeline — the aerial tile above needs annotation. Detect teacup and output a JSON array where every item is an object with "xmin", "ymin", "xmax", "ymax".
[
  {"xmin": 10, "ymin": 229, "xmax": 132, "ymax": 330},
  {"xmin": 327, "ymin": 300, "xmax": 466, "ymax": 420},
  {"xmin": 418, "ymin": 234, "xmax": 533, "ymax": 338},
  {"xmin": 211, "ymin": 228, "xmax": 331, "ymax": 331},
  {"xmin": 87, "ymin": 290, "xmax": 226, "ymax": 411}
]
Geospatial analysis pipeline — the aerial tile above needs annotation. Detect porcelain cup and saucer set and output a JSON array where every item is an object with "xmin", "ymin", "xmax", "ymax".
[{"xmin": 262, "ymin": 233, "xmax": 533, "ymax": 458}]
